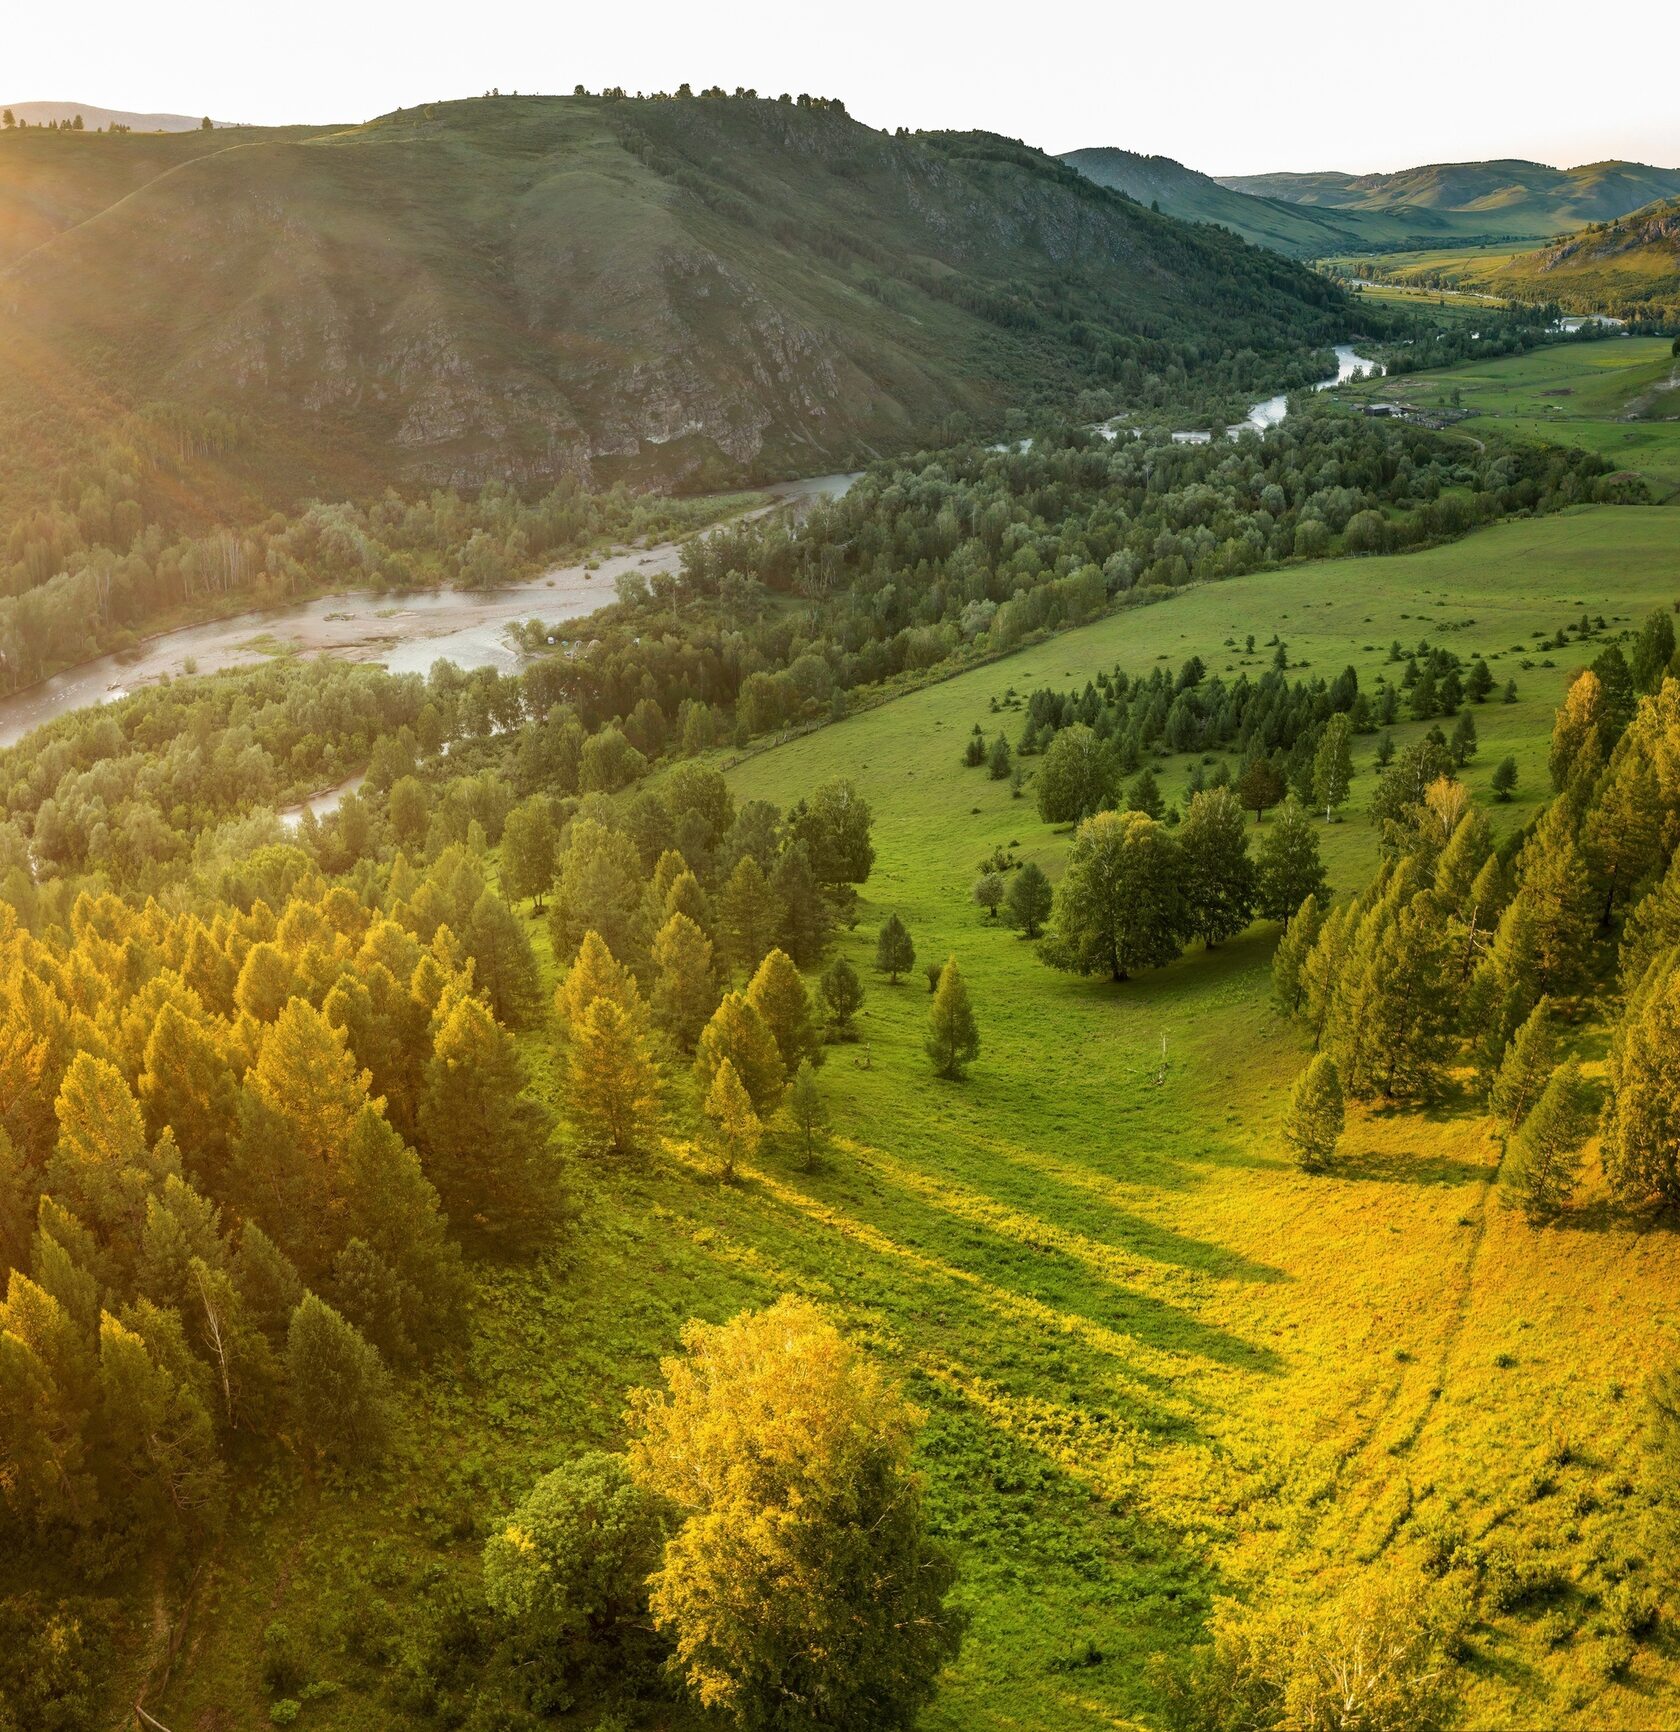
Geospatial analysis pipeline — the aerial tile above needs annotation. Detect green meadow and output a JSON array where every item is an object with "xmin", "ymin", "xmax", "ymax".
[
  {"xmin": 154, "ymin": 507, "xmax": 1680, "ymax": 1732},
  {"xmin": 1346, "ymin": 338, "xmax": 1680, "ymax": 501}
]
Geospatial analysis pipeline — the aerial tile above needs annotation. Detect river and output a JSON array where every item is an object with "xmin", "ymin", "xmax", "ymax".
[
  {"xmin": 0, "ymin": 348, "xmax": 1381, "ymax": 759},
  {"xmin": 0, "ymin": 472, "xmax": 860, "ymax": 753}
]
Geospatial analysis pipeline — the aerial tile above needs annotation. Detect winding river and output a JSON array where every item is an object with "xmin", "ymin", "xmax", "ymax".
[{"xmin": 0, "ymin": 352, "xmax": 1382, "ymax": 758}]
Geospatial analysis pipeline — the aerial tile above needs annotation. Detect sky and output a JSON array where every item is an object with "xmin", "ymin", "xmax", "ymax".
[{"xmin": 7, "ymin": 0, "xmax": 1680, "ymax": 176}]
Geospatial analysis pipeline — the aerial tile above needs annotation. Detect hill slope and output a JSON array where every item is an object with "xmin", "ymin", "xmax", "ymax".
[
  {"xmin": 0, "ymin": 97, "xmax": 1348, "ymax": 518},
  {"xmin": 1479, "ymin": 199, "xmax": 1680, "ymax": 321},
  {"xmin": 1, "ymin": 101, "xmax": 228, "ymax": 131},
  {"xmin": 1061, "ymin": 146, "xmax": 1491, "ymax": 255},
  {"xmin": 1221, "ymin": 158, "xmax": 1680, "ymax": 238}
]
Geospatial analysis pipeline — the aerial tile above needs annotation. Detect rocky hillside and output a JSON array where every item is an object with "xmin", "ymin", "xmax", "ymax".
[{"xmin": 0, "ymin": 95, "xmax": 1348, "ymax": 521}]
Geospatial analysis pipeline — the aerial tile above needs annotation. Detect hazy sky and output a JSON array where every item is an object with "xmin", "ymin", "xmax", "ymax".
[{"xmin": 9, "ymin": 0, "xmax": 1680, "ymax": 176}]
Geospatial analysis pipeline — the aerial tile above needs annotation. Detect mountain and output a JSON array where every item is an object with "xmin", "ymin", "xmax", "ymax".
[
  {"xmin": 1060, "ymin": 147, "xmax": 1484, "ymax": 256},
  {"xmin": 1219, "ymin": 159, "xmax": 1680, "ymax": 239},
  {"xmin": 0, "ymin": 95, "xmax": 1347, "ymax": 519},
  {"xmin": 1, "ymin": 101, "xmax": 228, "ymax": 132},
  {"xmin": 1396, "ymin": 198, "xmax": 1680, "ymax": 322}
]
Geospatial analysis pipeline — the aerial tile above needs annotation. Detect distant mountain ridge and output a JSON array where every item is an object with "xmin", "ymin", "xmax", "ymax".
[
  {"xmin": 1060, "ymin": 147, "xmax": 1494, "ymax": 256},
  {"xmin": 1218, "ymin": 158, "xmax": 1680, "ymax": 236},
  {"xmin": 1, "ymin": 101, "xmax": 227, "ymax": 132}
]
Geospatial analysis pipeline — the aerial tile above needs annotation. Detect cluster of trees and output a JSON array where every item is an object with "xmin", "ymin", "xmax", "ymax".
[
  {"xmin": 482, "ymin": 1297, "xmax": 963, "ymax": 1728},
  {"xmin": 0, "ymin": 849, "xmax": 567, "ymax": 1570},
  {"xmin": 1273, "ymin": 656, "xmax": 1680, "ymax": 1224},
  {"xmin": 1037, "ymin": 789, "xmax": 1328, "ymax": 982}
]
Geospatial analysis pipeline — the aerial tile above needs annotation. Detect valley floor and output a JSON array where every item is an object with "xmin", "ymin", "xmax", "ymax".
[{"xmin": 150, "ymin": 506, "xmax": 1680, "ymax": 1731}]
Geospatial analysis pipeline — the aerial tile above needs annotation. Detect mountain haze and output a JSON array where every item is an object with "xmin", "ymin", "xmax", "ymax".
[{"xmin": 1, "ymin": 101, "xmax": 228, "ymax": 131}]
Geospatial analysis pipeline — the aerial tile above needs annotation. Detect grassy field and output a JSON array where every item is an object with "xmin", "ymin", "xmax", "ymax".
[
  {"xmin": 151, "ymin": 507, "xmax": 1680, "ymax": 1731},
  {"xmin": 1346, "ymin": 338, "xmax": 1680, "ymax": 502}
]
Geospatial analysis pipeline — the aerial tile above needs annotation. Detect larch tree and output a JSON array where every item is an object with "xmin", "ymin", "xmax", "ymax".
[
  {"xmin": 783, "ymin": 1060, "xmax": 828, "ymax": 1170},
  {"xmin": 718, "ymin": 855, "xmax": 785, "ymax": 982},
  {"xmin": 1602, "ymin": 952, "xmax": 1680, "ymax": 1208},
  {"xmin": 1271, "ymin": 894, "xmax": 1325, "ymax": 1014},
  {"xmin": 1283, "ymin": 1054, "xmax": 1344, "ymax": 1172},
  {"xmin": 745, "ymin": 948, "xmax": 822, "ymax": 1078},
  {"xmin": 555, "ymin": 928, "xmax": 644, "ymax": 1029},
  {"xmin": 1003, "ymin": 860, "xmax": 1053, "ymax": 938},
  {"xmin": 702, "ymin": 1057, "xmax": 760, "ymax": 1183},
  {"xmin": 925, "ymin": 957, "xmax": 980, "ymax": 1080},
  {"xmin": 649, "ymin": 912, "xmax": 722, "ymax": 1052},
  {"xmin": 875, "ymin": 913, "xmax": 916, "ymax": 984},
  {"xmin": 1500, "ymin": 1058, "xmax": 1594, "ymax": 1223},
  {"xmin": 1487, "ymin": 997, "xmax": 1557, "ymax": 1131},
  {"xmin": 625, "ymin": 1297, "xmax": 962, "ymax": 1730},
  {"xmin": 466, "ymin": 886, "xmax": 544, "ymax": 1029},
  {"xmin": 694, "ymin": 992, "xmax": 786, "ymax": 1117},
  {"xmin": 566, "ymin": 996, "xmax": 663, "ymax": 1161}
]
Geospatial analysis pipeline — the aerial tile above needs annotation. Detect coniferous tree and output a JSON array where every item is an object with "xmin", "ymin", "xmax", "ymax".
[
  {"xmin": 1179, "ymin": 787, "xmax": 1256, "ymax": 947},
  {"xmin": 1331, "ymin": 885, "xmax": 1459, "ymax": 1099},
  {"xmin": 694, "ymin": 993, "xmax": 785, "ymax": 1117},
  {"xmin": 1548, "ymin": 669, "xmax": 1609, "ymax": 791},
  {"xmin": 1488, "ymin": 998, "xmax": 1557, "ymax": 1131},
  {"xmin": 702, "ymin": 1058, "xmax": 760, "ymax": 1183},
  {"xmin": 466, "ymin": 887, "xmax": 544, "ymax": 1028},
  {"xmin": 566, "ymin": 997, "xmax": 662, "ymax": 1160},
  {"xmin": 782, "ymin": 1060, "xmax": 828, "ymax": 1170},
  {"xmin": 1256, "ymin": 797, "xmax": 1328, "ymax": 923},
  {"xmin": 718, "ymin": 855, "xmax": 784, "ymax": 981},
  {"xmin": 987, "ymin": 735, "xmax": 1012, "ymax": 780},
  {"xmin": 555, "ymin": 929, "xmax": 644, "ymax": 1029},
  {"xmin": 1235, "ymin": 755, "xmax": 1285, "ymax": 823},
  {"xmin": 1450, "ymin": 712, "xmax": 1478, "ymax": 768},
  {"xmin": 418, "ymin": 989, "xmax": 556, "ymax": 1244},
  {"xmin": 1283, "ymin": 1054, "xmax": 1344, "ymax": 1172},
  {"xmin": 1602, "ymin": 952, "xmax": 1680, "ymax": 1207},
  {"xmin": 819, "ymin": 956, "xmax": 865, "ymax": 1040},
  {"xmin": 925, "ymin": 958, "xmax": 980, "ymax": 1080},
  {"xmin": 745, "ymin": 949, "xmax": 822, "ymax": 1078},
  {"xmin": 285, "ymin": 1293, "xmax": 393, "ymax": 1464},
  {"xmin": 1501, "ymin": 1059, "xmax": 1593, "ymax": 1223},
  {"xmin": 1272, "ymin": 895, "xmax": 1325, "ymax": 1014},
  {"xmin": 650, "ymin": 912, "xmax": 721, "ymax": 1052},
  {"xmin": 770, "ymin": 842, "xmax": 832, "ymax": 968},
  {"xmin": 874, "ymin": 914, "xmax": 916, "ymax": 984},
  {"xmin": 1003, "ymin": 860, "xmax": 1053, "ymax": 938}
]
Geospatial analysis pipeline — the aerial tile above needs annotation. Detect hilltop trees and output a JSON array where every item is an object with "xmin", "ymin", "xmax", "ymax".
[{"xmin": 626, "ymin": 1297, "xmax": 962, "ymax": 1730}]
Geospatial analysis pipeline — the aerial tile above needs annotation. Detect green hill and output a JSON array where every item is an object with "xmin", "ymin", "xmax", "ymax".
[
  {"xmin": 1480, "ymin": 199, "xmax": 1680, "ymax": 321},
  {"xmin": 0, "ymin": 96, "xmax": 1347, "ymax": 520},
  {"xmin": 1221, "ymin": 158, "xmax": 1680, "ymax": 239}
]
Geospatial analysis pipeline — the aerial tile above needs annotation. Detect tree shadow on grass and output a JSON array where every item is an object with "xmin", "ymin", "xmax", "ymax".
[{"xmin": 1331, "ymin": 1145, "xmax": 1492, "ymax": 1187}]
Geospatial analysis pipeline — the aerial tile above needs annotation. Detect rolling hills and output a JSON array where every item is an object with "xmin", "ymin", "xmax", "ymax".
[
  {"xmin": 0, "ymin": 95, "xmax": 1347, "ymax": 521},
  {"xmin": 1221, "ymin": 157, "xmax": 1680, "ymax": 238},
  {"xmin": 1062, "ymin": 146, "xmax": 1510, "ymax": 256}
]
